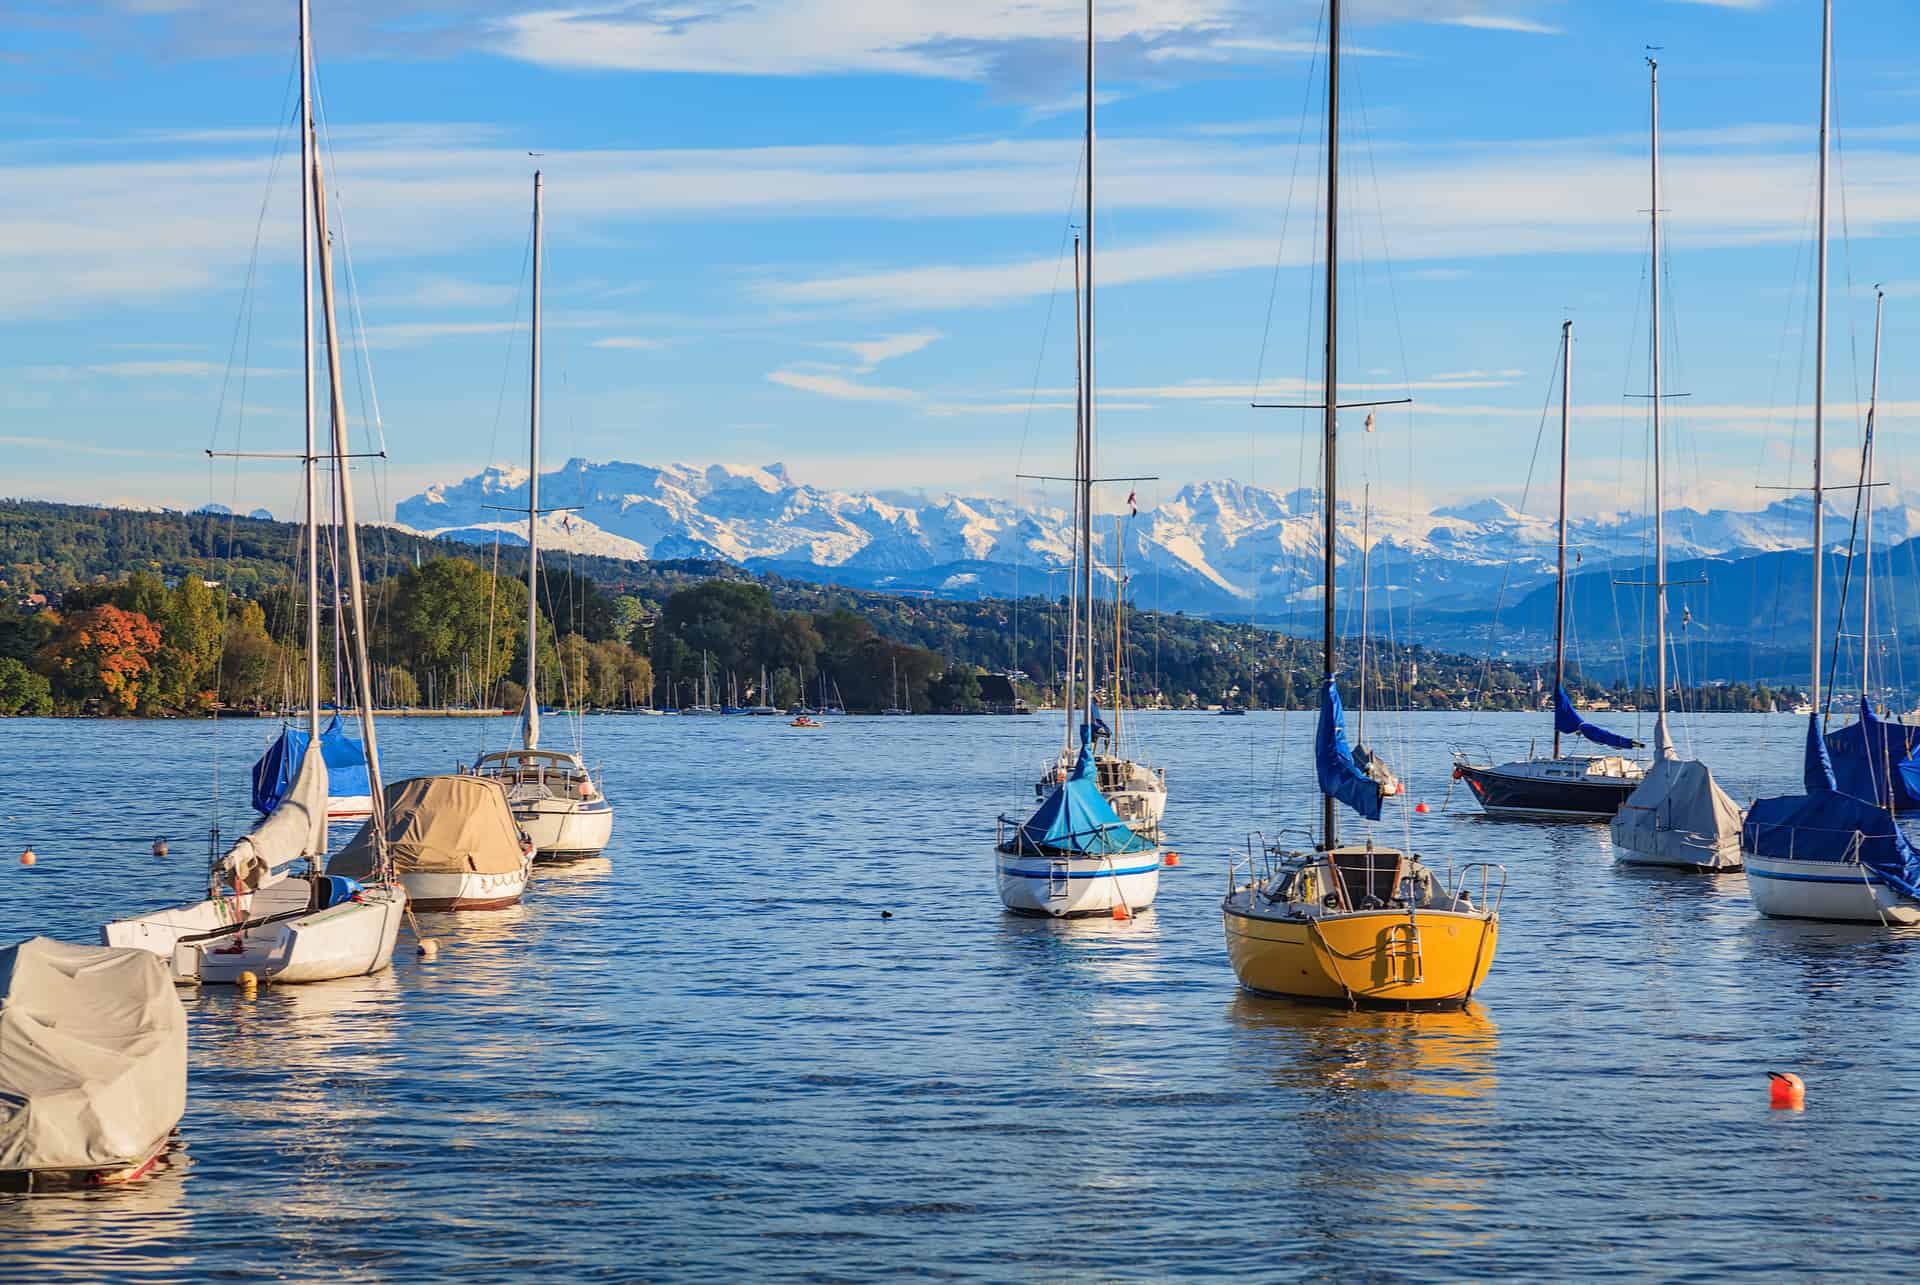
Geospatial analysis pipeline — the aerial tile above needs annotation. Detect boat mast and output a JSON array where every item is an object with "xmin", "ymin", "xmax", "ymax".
[
  {"xmin": 1813, "ymin": 0, "xmax": 1831, "ymax": 716},
  {"xmin": 1066, "ymin": 234, "xmax": 1083, "ymax": 751},
  {"xmin": 1321, "ymin": 0, "xmax": 1341, "ymax": 850},
  {"xmin": 1358, "ymin": 486, "xmax": 1370, "ymax": 742},
  {"xmin": 1113, "ymin": 514, "xmax": 1124, "ymax": 745},
  {"xmin": 311, "ymin": 123, "xmax": 388, "ymax": 860},
  {"xmin": 299, "ymin": 0, "xmax": 320, "ymax": 743},
  {"xmin": 1649, "ymin": 58, "xmax": 1668, "ymax": 737},
  {"xmin": 1554, "ymin": 319, "xmax": 1571, "ymax": 759},
  {"xmin": 1080, "ymin": 0, "xmax": 1098, "ymax": 741},
  {"xmin": 523, "ymin": 171, "xmax": 544, "ymax": 750},
  {"xmin": 1863, "ymin": 287, "xmax": 1884, "ymax": 704}
]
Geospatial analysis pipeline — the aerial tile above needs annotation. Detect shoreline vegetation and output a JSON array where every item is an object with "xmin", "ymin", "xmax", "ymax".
[{"xmin": 1, "ymin": 499, "xmax": 1815, "ymax": 719}]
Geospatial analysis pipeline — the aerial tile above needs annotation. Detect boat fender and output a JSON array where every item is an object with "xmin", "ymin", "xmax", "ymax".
[{"xmin": 1451, "ymin": 765, "xmax": 1465, "ymax": 781}]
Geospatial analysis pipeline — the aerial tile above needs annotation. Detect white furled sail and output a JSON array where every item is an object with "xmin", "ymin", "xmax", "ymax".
[
  {"xmin": 1611, "ymin": 717, "xmax": 1743, "ymax": 871},
  {"xmin": 221, "ymin": 741, "xmax": 329, "ymax": 891}
]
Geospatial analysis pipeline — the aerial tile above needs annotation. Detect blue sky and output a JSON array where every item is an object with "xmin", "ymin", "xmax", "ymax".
[{"xmin": 3, "ymin": 0, "xmax": 1919, "ymax": 525}]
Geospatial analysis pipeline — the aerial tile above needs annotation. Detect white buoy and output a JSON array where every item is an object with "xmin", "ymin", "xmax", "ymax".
[{"xmin": 417, "ymin": 938, "xmax": 440, "ymax": 960}]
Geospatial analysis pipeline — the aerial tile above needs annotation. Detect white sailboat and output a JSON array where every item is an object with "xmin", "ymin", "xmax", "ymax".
[
  {"xmin": 472, "ymin": 172, "xmax": 614, "ymax": 861},
  {"xmin": 996, "ymin": 1, "xmax": 1162, "ymax": 918},
  {"xmin": 1741, "ymin": 2, "xmax": 1920, "ymax": 923},
  {"xmin": 104, "ymin": 1, "xmax": 406, "ymax": 981},
  {"xmin": 1609, "ymin": 57, "xmax": 1744, "ymax": 872}
]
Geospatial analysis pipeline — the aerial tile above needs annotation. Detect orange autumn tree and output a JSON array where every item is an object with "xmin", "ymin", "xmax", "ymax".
[{"xmin": 36, "ymin": 605, "xmax": 163, "ymax": 714}]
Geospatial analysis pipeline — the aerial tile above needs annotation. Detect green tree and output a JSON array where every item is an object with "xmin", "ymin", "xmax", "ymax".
[
  {"xmin": 219, "ymin": 600, "xmax": 282, "ymax": 708},
  {"xmin": 0, "ymin": 657, "xmax": 52, "ymax": 715},
  {"xmin": 387, "ymin": 558, "xmax": 526, "ymax": 703}
]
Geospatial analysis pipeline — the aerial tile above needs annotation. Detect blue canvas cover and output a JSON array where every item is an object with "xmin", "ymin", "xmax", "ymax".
[
  {"xmin": 1554, "ymin": 685, "xmax": 1640, "ymax": 751},
  {"xmin": 1743, "ymin": 713, "xmax": 1920, "ymax": 899},
  {"xmin": 1317, "ymin": 679, "xmax": 1383, "ymax": 822},
  {"xmin": 1007, "ymin": 725, "xmax": 1154, "ymax": 856},
  {"xmin": 1826, "ymin": 698, "xmax": 1920, "ymax": 812},
  {"xmin": 252, "ymin": 716, "xmax": 370, "ymax": 814}
]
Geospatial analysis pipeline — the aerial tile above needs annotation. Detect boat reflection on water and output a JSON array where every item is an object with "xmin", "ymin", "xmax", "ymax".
[
  {"xmin": 0, "ymin": 1147, "xmax": 192, "ymax": 1280},
  {"xmin": 1226, "ymin": 995, "xmax": 1500, "ymax": 1255},
  {"xmin": 528, "ymin": 855, "xmax": 613, "ymax": 895}
]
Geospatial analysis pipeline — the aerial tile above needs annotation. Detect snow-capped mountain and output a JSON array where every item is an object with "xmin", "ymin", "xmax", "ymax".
[{"xmin": 394, "ymin": 459, "xmax": 1915, "ymax": 619}]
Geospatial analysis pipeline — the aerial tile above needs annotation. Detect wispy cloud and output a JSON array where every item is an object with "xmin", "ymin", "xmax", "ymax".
[
  {"xmin": 1440, "ymin": 14, "xmax": 1560, "ymax": 34},
  {"xmin": 766, "ymin": 369, "xmax": 917, "ymax": 403},
  {"xmin": 591, "ymin": 336, "xmax": 667, "ymax": 350},
  {"xmin": 817, "ymin": 331, "xmax": 943, "ymax": 368}
]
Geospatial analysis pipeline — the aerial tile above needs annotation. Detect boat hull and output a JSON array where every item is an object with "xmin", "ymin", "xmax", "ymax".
[
  {"xmin": 398, "ymin": 857, "xmax": 533, "ymax": 911},
  {"xmin": 1222, "ymin": 894, "xmax": 1497, "ymax": 1007},
  {"xmin": 994, "ymin": 847, "xmax": 1161, "ymax": 917},
  {"xmin": 189, "ymin": 886, "xmax": 406, "ymax": 985},
  {"xmin": 1455, "ymin": 761, "xmax": 1637, "ymax": 820},
  {"xmin": 513, "ymin": 798, "xmax": 613, "ymax": 859},
  {"xmin": 1744, "ymin": 852, "xmax": 1920, "ymax": 924}
]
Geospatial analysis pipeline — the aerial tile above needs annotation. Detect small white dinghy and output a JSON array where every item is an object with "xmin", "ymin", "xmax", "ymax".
[
  {"xmin": 0, "ymin": 938, "xmax": 186, "ymax": 1187},
  {"xmin": 104, "ymin": 743, "xmax": 407, "ymax": 985},
  {"xmin": 329, "ymin": 775, "xmax": 534, "ymax": 911}
]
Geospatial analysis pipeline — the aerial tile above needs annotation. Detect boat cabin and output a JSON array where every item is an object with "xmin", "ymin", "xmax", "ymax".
[{"xmin": 472, "ymin": 748, "xmax": 597, "ymax": 800}]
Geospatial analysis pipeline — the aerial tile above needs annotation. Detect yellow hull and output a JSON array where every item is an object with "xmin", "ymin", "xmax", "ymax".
[{"xmin": 1222, "ymin": 898, "xmax": 1497, "ymax": 1008}]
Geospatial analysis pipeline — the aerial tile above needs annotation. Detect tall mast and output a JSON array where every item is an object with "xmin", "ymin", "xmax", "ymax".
[
  {"xmin": 1813, "ymin": 0, "xmax": 1831, "ymax": 712},
  {"xmin": 1321, "ymin": 0, "xmax": 1341, "ymax": 849},
  {"xmin": 1066, "ymin": 235, "xmax": 1083, "ymax": 751},
  {"xmin": 1113, "ymin": 514, "xmax": 1124, "ymax": 745},
  {"xmin": 1081, "ymin": 0, "xmax": 1097, "ymax": 738},
  {"xmin": 1863, "ymin": 287, "xmax": 1884, "ymax": 703},
  {"xmin": 1358, "ymin": 485, "xmax": 1369, "ymax": 743},
  {"xmin": 523, "ymin": 171, "xmax": 544, "ymax": 750},
  {"xmin": 1649, "ymin": 59, "xmax": 1668, "ymax": 734},
  {"xmin": 1554, "ymin": 320, "xmax": 1571, "ymax": 758},
  {"xmin": 311, "ymin": 130, "xmax": 388, "ymax": 862},
  {"xmin": 299, "ymin": 0, "xmax": 319, "ymax": 741}
]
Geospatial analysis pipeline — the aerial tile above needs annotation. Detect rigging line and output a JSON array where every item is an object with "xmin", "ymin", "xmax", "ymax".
[{"xmin": 1251, "ymin": 0, "xmax": 1326, "ymax": 400}]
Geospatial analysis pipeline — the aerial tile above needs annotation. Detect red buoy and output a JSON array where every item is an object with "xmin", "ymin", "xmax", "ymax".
[{"xmin": 1768, "ymin": 1071, "xmax": 1805, "ymax": 1110}]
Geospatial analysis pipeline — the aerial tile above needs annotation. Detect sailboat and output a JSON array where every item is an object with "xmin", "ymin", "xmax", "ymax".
[
  {"xmin": 1221, "ymin": 0, "xmax": 1499, "ymax": 1007},
  {"xmin": 1454, "ymin": 323, "xmax": 1646, "ymax": 819},
  {"xmin": 1028, "ymin": 260, "xmax": 1167, "ymax": 836},
  {"xmin": 252, "ymin": 712, "xmax": 373, "ymax": 821},
  {"xmin": 1606, "ymin": 59, "xmax": 1746, "ymax": 872},
  {"xmin": 681, "ymin": 652, "xmax": 721, "ymax": 715},
  {"xmin": 103, "ymin": 3, "xmax": 407, "ymax": 982},
  {"xmin": 1821, "ymin": 292, "xmax": 1920, "ymax": 810},
  {"xmin": 995, "ymin": 0, "xmax": 1162, "ymax": 918},
  {"xmin": 1742, "ymin": 5, "xmax": 1920, "ymax": 923},
  {"xmin": 471, "ymin": 172, "xmax": 615, "ymax": 861},
  {"xmin": 882, "ymin": 655, "xmax": 911, "ymax": 715}
]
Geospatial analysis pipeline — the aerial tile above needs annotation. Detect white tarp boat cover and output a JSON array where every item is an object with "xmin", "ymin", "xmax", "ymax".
[
  {"xmin": 223, "ymin": 740, "xmax": 328, "ymax": 891},
  {"xmin": 0, "ymin": 938, "xmax": 187, "ymax": 1173},
  {"xmin": 329, "ymin": 775, "xmax": 527, "ymax": 879},
  {"xmin": 1611, "ymin": 717, "xmax": 1744, "ymax": 870}
]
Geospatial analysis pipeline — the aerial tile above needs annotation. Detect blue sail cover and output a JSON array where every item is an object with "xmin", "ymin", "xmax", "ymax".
[
  {"xmin": 1089, "ymin": 701, "xmax": 1111, "ymax": 739},
  {"xmin": 1009, "ymin": 725, "xmax": 1154, "ymax": 856},
  {"xmin": 1554, "ymin": 685, "xmax": 1640, "ymax": 751},
  {"xmin": 252, "ymin": 716, "xmax": 370, "ymax": 814},
  {"xmin": 1826, "ymin": 698, "xmax": 1920, "ymax": 813},
  {"xmin": 1743, "ymin": 713, "xmax": 1920, "ymax": 899},
  {"xmin": 1317, "ymin": 679, "xmax": 1383, "ymax": 822}
]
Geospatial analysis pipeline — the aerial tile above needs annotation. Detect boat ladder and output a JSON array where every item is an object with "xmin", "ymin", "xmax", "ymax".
[
  {"xmin": 1048, "ymin": 859, "xmax": 1071, "ymax": 902},
  {"xmin": 1382, "ymin": 920, "xmax": 1424, "ymax": 984}
]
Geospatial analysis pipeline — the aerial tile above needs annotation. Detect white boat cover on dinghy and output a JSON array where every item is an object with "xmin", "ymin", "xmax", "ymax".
[
  {"xmin": 224, "ymin": 740, "xmax": 329, "ymax": 891},
  {"xmin": 0, "ymin": 938, "xmax": 186, "ymax": 1174},
  {"xmin": 1611, "ymin": 717, "xmax": 1744, "ymax": 870},
  {"xmin": 329, "ymin": 775, "xmax": 527, "ymax": 880}
]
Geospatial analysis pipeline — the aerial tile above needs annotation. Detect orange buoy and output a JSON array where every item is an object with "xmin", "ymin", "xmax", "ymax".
[
  {"xmin": 1111, "ymin": 904, "xmax": 1131, "ymax": 921},
  {"xmin": 19, "ymin": 848, "xmax": 35, "ymax": 867},
  {"xmin": 1414, "ymin": 802, "xmax": 1430, "ymax": 814},
  {"xmin": 1163, "ymin": 852, "xmax": 1180, "ymax": 867},
  {"xmin": 1768, "ymin": 1071, "xmax": 1805, "ymax": 1110}
]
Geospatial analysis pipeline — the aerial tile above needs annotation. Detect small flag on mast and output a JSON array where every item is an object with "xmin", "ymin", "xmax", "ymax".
[
  {"xmin": 1364, "ymin": 411, "xmax": 1376, "ymax": 432},
  {"xmin": 1126, "ymin": 489, "xmax": 1138, "ymax": 516}
]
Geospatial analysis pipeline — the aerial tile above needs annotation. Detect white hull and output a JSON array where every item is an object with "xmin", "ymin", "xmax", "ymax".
[
  {"xmin": 326, "ymin": 795, "xmax": 373, "ymax": 821},
  {"xmin": 399, "ymin": 856, "xmax": 533, "ymax": 911},
  {"xmin": 1744, "ymin": 853, "xmax": 1920, "ymax": 924},
  {"xmin": 994, "ymin": 846, "xmax": 1162, "ymax": 917},
  {"xmin": 105, "ymin": 881, "xmax": 406, "ymax": 984},
  {"xmin": 514, "ymin": 799, "xmax": 614, "ymax": 859}
]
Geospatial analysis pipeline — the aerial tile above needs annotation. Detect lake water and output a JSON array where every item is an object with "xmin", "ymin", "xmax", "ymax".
[{"xmin": 0, "ymin": 709, "xmax": 1915, "ymax": 1281}]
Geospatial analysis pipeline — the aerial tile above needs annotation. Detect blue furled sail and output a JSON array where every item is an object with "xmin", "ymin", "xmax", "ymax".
[
  {"xmin": 1743, "ymin": 713, "xmax": 1920, "ymax": 899},
  {"xmin": 1554, "ymin": 685, "xmax": 1641, "ymax": 751},
  {"xmin": 252, "ymin": 715, "xmax": 370, "ymax": 814},
  {"xmin": 1006, "ymin": 725, "xmax": 1154, "ymax": 856},
  {"xmin": 1317, "ymin": 679, "xmax": 1384, "ymax": 822},
  {"xmin": 1826, "ymin": 698, "xmax": 1920, "ymax": 813},
  {"xmin": 1089, "ymin": 700, "xmax": 1112, "ymax": 740}
]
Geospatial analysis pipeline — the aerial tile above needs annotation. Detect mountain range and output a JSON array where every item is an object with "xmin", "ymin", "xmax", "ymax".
[{"xmin": 394, "ymin": 459, "xmax": 1909, "ymax": 647}]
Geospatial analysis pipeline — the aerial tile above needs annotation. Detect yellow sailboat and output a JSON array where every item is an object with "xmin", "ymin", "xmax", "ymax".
[{"xmin": 1220, "ymin": 0, "xmax": 1500, "ymax": 1009}]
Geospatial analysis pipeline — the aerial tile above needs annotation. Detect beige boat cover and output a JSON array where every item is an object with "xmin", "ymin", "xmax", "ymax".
[
  {"xmin": 223, "ymin": 740, "xmax": 328, "ymax": 891},
  {"xmin": 329, "ymin": 775, "xmax": 527, "ymax": 879},
  {"xmin": 0, "ymin": 938, "xmax": 187, "ymax": 1173}
]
